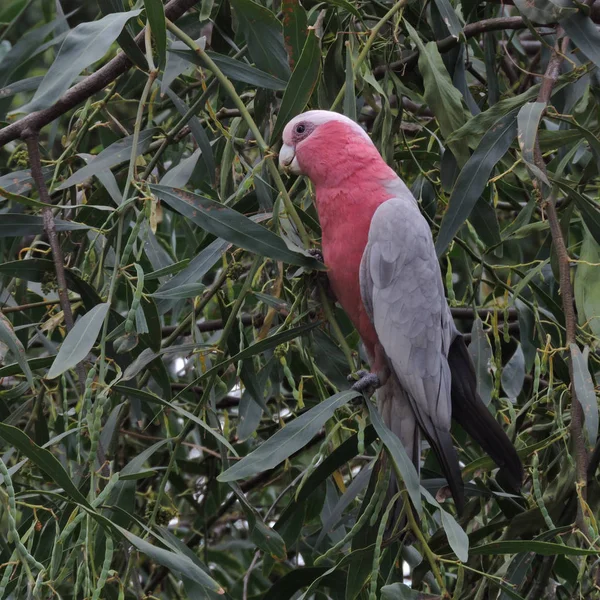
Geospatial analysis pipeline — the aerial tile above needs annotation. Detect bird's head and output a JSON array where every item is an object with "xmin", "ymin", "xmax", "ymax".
[{"xmin": 279, "ymin": 110, "xmax": 375, "ymax": 184}]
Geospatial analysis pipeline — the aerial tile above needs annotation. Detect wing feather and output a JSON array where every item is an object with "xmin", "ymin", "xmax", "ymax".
[{"xmin": 360, "ymin": 196, "xmax": 464, "ymax": 511}]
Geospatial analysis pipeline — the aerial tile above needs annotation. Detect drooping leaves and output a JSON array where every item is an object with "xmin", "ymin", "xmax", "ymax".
[{"xmin": 13, "ymin": 10, "xmax": 142, "ymax": 114}]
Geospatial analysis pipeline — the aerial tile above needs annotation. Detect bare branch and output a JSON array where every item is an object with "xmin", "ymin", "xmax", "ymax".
[
  {"xmin": 22, "ymin": 133, "xmax": 75, "ymax": 333},
  {"xmin": 532, "ymin": 32, "xmax": 589, "ymax": 530},
  {"xmin": 374, "ymin": 16, "xmax": 529, "ymax": 79}
]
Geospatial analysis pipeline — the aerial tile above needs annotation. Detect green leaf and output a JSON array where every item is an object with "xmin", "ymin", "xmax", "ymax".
[
  {"xmin": 323, "ymin": 0, "xmax": 361, "ymax": 17},
  {"xmin": 514, "ymin": 0, "xmax": 576, "ymax": 24},
  {"xmin": 0, "ymin": 355, "xmax": 55, "ymax": 379},
  {"xmin": 231, "ymin": 482, "xmax": 287, "ymax": 559},
  {"xmin": 433, "ymin": 0, "xmax": 463, "ymax": 39},
  {"xmin": 0, "ymin": 214, "xmax": 89, "ymax": 237},
  {"xmin": 0, "ymin": 17, "xmax": 68, "ymax": 87},
  {"xmin": 57, "ymin": 127, "xmax": 159, "ymax": 190},
  {"xmin": 0, "ymin": 184, "xmax": 48, "ymax": 208},
  {"xmin": 120, "ymin": 439, "xmax": 171, "ymax": 479},
  {"xmin": 168, "ymin": 48, "xmax": 287, "ymax": 90},
  {"xmin": 153, "ymin": 238, "xmax": 230, "ymax": 303},
  {"xmin": 366, "ymin": 400, "xmax": 422, "ymax": 517},
  {"xmin": 343, "ymin": 37, "xmax": 356, "ymax": 121},
  {"xmin": 47, "ymin": 303, "xmax": 110, "ymax": 379},
  {"xmin": 13, "ymin": 10, "xmax": 142, "ymax": 114},
  {"xmin": 144, "ymin": 259, "xmax": 190, "ymax": 280},
  {"xmin": 0, "ymin": 313, "xmax": 34, "ymax": 390},
  {"xmin": 447, "ymin": 73, "xmax": 574, "ymax": 147},
  {"xmin": 230, "ymin": 0, "xmax": 290, "ymax": 81},
  {"xmin": 0, "ymin": 423, "xmax": 91, "ymax": 508},
  {"xmin": 422, "ymin": 487, "xmax": 468, "ymax": 561},
  {"xmin": 501, "ymin": 344, "xmax": 525, "ymax": 401},
  {"xmin": 0, "ymin": 166, "xmax": 53, "ymax": 196},
  {"xmin": 218, "ymin": 390, "xmax": 359, "ymax": 482},
  {"xmin": 113, "ymin": 524, "xmax": 225, "ymax": 592},
  {"xmin": 471, "ymin": 540, "xmax": 599, "ymax": 556},
  {"xmin": 570, "ymin": 344, "xmax": 598, "ymax": 448},
  {"xmin": 381, "ymin": 583, "xmax": 426, "ymax": 599},
  {"xmin": 405, "ymin": 20, "xmax": 470, "ymax": 165},
  {"xmin": 144, "ymin": 0, "xmax": 166, "ymax": 67},
  {"xmin": 467, "ymin": 318, "xmax": 494, "ymax": 406},
  {"xmin": 271, "ymin": 29, "xmax": 321, "ymax": 142},
  {"xmin": 282, "ymin": 0, "xmax": 307, "ymax": 69},
  {"xmin": 561, "ymin": 10, "xmax": 600, "ymax": 70},
  {"xmin": 115, "ymin": 386, "xmax": 238, "ymax": 457},
  {"xmin": 149, "ymin": 282, "xmax": 206, "ymax": 299},
  {"xmin": 559, "ymin": 186, "xmax": 600, "ymax": 246},
  {"xmin": 159, "ymin": 148, "xmax": 202, "ymax": 188},
  {"xmin": 164, "ymin": 88, "xmax": 215, "ymax": 183},
  {"xmin": 97, "ymin": 0, "xmax": 147, "ymax": 69},
  {"xmin": 574, "ymin": 224, "xmax": 600, "ymax": 338},
  {"xmin": 150, "ymin": 184, "xmax": 322, "ymax": 269},
  {"xmin": 517, "ymin": 101, "xmax": 549, "ymax": 185},
  {"xmin": 470, "ymin": 196, "xmax": 501, "ymax": 248},
  {"xmin": 436, "ymin": 111, "xmax": 517, "ymax": 255}
]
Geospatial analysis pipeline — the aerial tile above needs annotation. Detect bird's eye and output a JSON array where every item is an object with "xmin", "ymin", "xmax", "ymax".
[{"xmin": 295, "ymin": 124, "xmax": 306, "ymax": 134}]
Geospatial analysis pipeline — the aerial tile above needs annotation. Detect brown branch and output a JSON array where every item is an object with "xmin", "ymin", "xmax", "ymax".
[
  {"xmin": 451, "ymin": 307, "xmax": 518, "ymax": 320},
  {"xmin": 161, "ymin": 313, "xmax": 264, "ymax": 337},
  {"xmin": 1, "ymin": 299, "xmax": 65, "ymax": 314},
  {"xmin": 374, "ymin": 16, "xmax": 528, "ymax": 79},
  {"xmin": 0, "ymin": 0, "xmax": 200, "ymax": 148},
  {"xmin": 23, "ymin": 133, "xmax": 75, "ymax": 333},
  {"xmin": 23, "ymin": 132, "xmax": 88, "ymax": 389},
  {"xmin": 533, "ymin": 32, "xmax": 588, "ymax": 531}
]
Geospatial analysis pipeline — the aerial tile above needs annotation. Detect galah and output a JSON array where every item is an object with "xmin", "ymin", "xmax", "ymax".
[{"xmin": 279, "ymin": 110, "xmax": 522, "ymax": 512}]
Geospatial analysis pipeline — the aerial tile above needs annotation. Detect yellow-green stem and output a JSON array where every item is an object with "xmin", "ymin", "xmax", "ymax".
[
  {"xmin": 331, "ymin": 0, "xmax": 410, "ymax": 111},
  {"xmin": 404, "ymin": 491, "xmax": 447, "ymax": 596},
  {"xmin": 165, "ymin": 19, "xmax": 310, "ymax": 247}
]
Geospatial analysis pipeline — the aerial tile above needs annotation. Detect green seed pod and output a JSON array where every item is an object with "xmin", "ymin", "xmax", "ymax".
[
  {"xmin": 49, "ymin": 521, "xmax": 63, "ymax": 580},
  {"xmin": 125, "ymin": 315, "xmax": 136, "ymax": 334},
  {"xmin": 92, "ymin": 535, "xmax": 114, "ymax": 600},
  {"xmin": 369, "ymin": 490, "xmax": 401, "ymax": 600},
  {"xmin": 0, "ymin": 551, "xmax": 17, "ymax": 598},
  {"xmin": 120, "ymin": 210, "xmax": 145, "ymax": 267},
  {"xmin": 124, "ymin": 264, "xmax": 144, "ymax": 334},
  {"xmin": 532, "ymin": 451, "xmax": 556, "ymax": 531},
  {"xmin": 315, "ymin": 463, "xmax": 389, "ymax": 565}
]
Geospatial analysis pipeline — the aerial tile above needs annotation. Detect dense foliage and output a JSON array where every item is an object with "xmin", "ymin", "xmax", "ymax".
[{"xmin": 1, "ymin": 0, "xmax": 600, "ymax": 598}]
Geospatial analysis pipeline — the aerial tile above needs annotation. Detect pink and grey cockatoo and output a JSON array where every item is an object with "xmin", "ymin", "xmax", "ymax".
[{"xmin": 279, "ymin": 110, "xmax": 522, "ymax": 512}]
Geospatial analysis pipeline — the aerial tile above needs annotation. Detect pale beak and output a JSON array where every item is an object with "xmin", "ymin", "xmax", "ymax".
[{"xmin": 279, "ymin": 143, "xmax": 302, "ymax": 175}]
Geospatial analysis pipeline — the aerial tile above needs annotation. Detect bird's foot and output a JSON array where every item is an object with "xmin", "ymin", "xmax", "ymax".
[
  {"xmin": 307, "ymin": 248, "xmax": 337, "ymax": 303},
  {"xmin": 349, "ymin": 370, "xmax": 381, "ymax": 399},
  {"xmin": 308, "ymin": 248, "xmax": 324, "ymax": 263}
]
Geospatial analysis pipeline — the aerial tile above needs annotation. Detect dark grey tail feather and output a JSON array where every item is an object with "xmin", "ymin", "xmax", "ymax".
[
  {"xmin": 428, "ymin": 426, "xmax": 465, "ymax": 515},
  {"xmin": 448, "ymin": 334, "xmax": 523, "ymax": 491}
]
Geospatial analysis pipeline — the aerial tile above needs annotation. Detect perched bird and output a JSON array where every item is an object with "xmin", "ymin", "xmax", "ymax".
[{"xmin": 279, "ymin": 110, "xmax": 522, "ymax": 513}]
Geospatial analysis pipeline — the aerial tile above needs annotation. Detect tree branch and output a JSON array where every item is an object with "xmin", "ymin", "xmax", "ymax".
[
  {"xmin": 533, "ymin": 32, "xmax": 589, "ymax": 531},
  {"xmin": 374, "ymin": 16, "xmax": 529, "ymax": 79},
  {"xmin": 0, "ymin": 0, "xmax": 200, "ymax": 148},
  {"xmin": 22, "ymin": 133, "xmax": 75, "ymax": 333}
]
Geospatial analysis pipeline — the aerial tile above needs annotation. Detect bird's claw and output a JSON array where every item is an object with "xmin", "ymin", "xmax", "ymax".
[
  {"xmin": 347, "ymin": 370, "xmax": 369, "ymax": 382},
  {"xmin": 308, "ymin": 248, "xmax": 324, "ymax": 263},
  {"xmin": 349, "ymin": 371, "xmax": 381, "ymax": 398}
]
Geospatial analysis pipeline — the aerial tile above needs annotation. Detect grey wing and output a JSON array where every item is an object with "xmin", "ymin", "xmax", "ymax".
[{"xmin": 360, "ymin": 196, "xmax": 464, "ymax": 510}]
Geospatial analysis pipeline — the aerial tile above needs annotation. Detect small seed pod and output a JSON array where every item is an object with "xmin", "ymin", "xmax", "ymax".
[{"xmin": 120, "ymin": 210, "xmax": 145, "ymax": 267}]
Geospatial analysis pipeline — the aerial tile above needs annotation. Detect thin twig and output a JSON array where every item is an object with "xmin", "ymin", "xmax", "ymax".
[
  {"xmin": 22, "ymin": 133, "xmax": 75, "ymax": 332},
  {"xmin": 532, "ymin": 32, "xmax": 588, "ymax": 531},
  {"xmin": 374, "ymin": 17, "xmax": 529, "ymax": 79}
]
